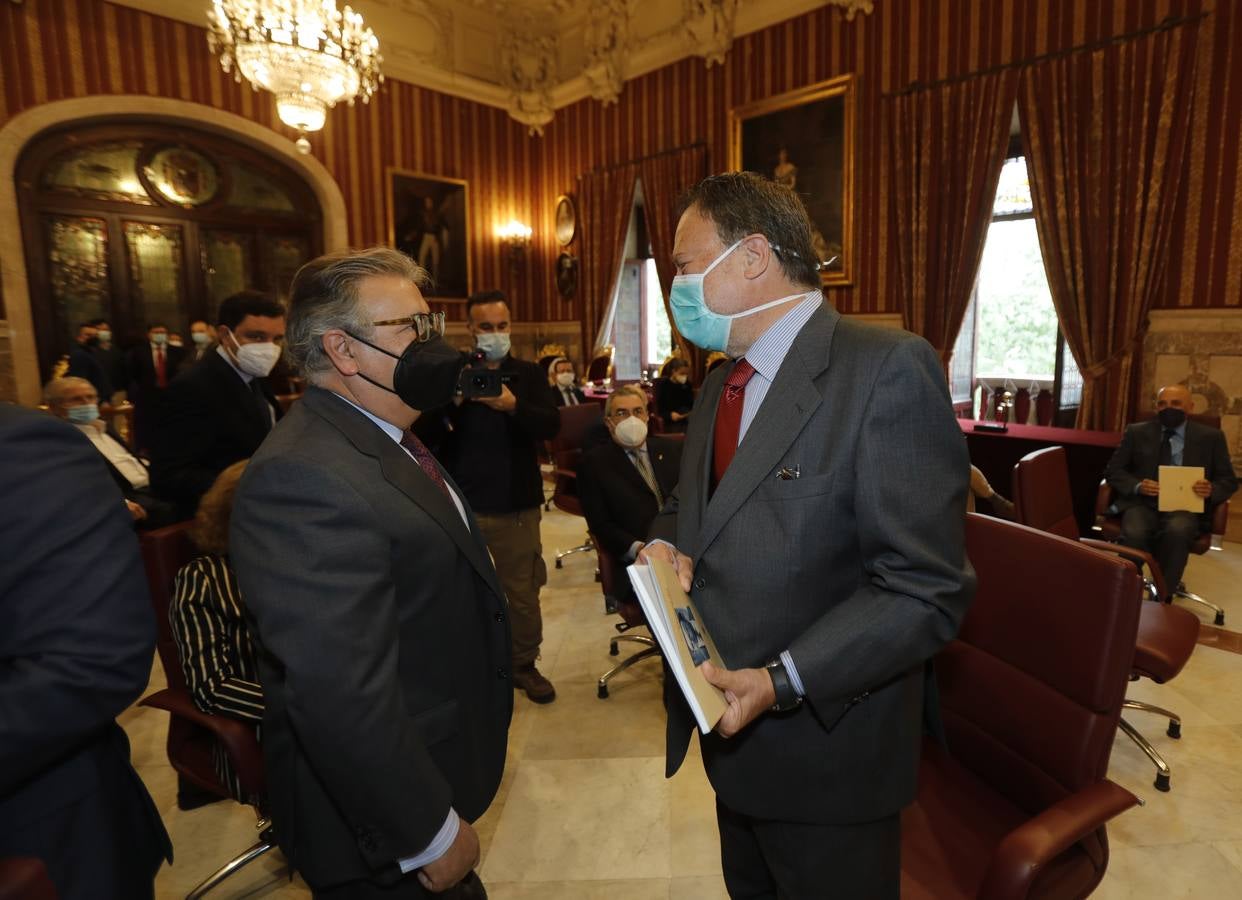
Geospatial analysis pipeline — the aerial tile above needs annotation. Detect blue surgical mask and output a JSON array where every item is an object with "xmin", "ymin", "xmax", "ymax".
[
  {"xmin": 476, "ymin": 332, "xmax": 511, "ymax": 362},
  {"xmin": 151, "ymin": 333, "xmax": 168, "ymax": 346},
  {"xmin": 669, "ymin": 239, "xmax": 810, "ymax": 352},
  {"xmin": 66, "ymin": 403, "xmax": 99, "ymax": 425}
]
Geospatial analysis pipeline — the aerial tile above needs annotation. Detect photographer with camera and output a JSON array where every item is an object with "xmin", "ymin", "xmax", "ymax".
[{"xmin": 419, "ymin": 290, "xmax": 562, "ymax": 703}]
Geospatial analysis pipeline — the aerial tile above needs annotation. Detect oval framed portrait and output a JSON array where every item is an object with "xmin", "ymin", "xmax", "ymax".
[
  {"xmin": 554, "ymin": 194, "xmax": 577, "ymax": 247},
  {"xmin": 141, "ymin": 146, "xmax": 221, "ymax": 207}
]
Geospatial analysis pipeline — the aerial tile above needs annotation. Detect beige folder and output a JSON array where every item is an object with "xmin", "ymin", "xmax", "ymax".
[{"xmin": 1158, "ymin": 465, "xmax": 1206, "ymax": 513}]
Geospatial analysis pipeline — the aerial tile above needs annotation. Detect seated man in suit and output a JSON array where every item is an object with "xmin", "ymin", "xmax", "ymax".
[
  {"xmin": 44, "ymin": 376, "xmax": 176, "ymax": 529},
  {"xmin": 546, "ymin": 356, "xmax": 586, "ymax": 407},
  {"xmin": 578, "ymin": 385, "xmax": 682, "ymax": 610},
  {"xmin": 150, "ymin": 291, "xmax": 285, "ymax": 516},
  {"xmin": 0, "ymin": 403, "xmax": 172, "ymax": 899},
  {"xmin": 1105, "ymin": 383, "xmax": 1238, "ymax": 596},
  {"xmin": 127, "ymin": 323, "xmax": 185, "ymax": 453}
]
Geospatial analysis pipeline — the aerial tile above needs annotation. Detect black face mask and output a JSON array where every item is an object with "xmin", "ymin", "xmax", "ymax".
[
  {"xmin": 1157, "ymin": 407, "xmax": 1187, "ymax": 429},
  {"xmin": 346, "ymin": 332, "xmax": 465, "ymax": 412}
]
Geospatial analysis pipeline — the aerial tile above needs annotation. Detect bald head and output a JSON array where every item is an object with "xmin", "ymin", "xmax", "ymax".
[{"xmin": 1156, "ymin": 384, "xmax": 1194, "ymax": 414}]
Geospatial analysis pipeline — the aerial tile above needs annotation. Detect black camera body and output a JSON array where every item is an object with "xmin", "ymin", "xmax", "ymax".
[{"xmin": 457, "ymin": 350, "xmax": 509, "ymax": 399}]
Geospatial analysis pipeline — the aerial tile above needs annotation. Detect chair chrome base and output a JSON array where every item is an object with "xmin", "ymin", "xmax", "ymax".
[
  {"xmin": 1120, "ymin": 700, "xmax": 1182, "ymax": 793},
  {"xmin": 598, "ymin": 634, "xmax": 659, "ymax": 698},
  {"xmin": 1174, "ymin": 583, "xmax": 1225, "ymax": 626},
  {"xmin": 555, "ymin": 536, "xmax": 594, "ymax": 568},
  {"xmin": 186, "ymin": 820, "xmax": 276, "ymax": 899}
]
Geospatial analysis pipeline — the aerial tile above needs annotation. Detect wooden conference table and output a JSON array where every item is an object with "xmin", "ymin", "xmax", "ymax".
[{"xmin": 959, "ymin": 419, "xmax": 1122, "ymax": 534}]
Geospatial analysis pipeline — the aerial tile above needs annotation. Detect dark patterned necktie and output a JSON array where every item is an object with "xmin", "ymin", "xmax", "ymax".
[
  {"xmin": 711, "ymin": 359, "xmax": 756, "ymax": 492},
  {"xmin": 400, "ymin": 430, "xmax": 451, "ymax": 500},
  {"xmin": 1159, "ymin": 428, "xmax": 1174, "ymax": 467}
]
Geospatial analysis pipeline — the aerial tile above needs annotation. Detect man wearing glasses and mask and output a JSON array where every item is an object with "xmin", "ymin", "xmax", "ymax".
[{"xmin": 230, "ymin": 248, "xmax": 510, "ymax": 899}]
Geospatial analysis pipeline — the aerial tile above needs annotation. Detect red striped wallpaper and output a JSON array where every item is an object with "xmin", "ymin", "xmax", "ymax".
[{"xmin": 1, "ymin": 0, "xmax": 1238, "ymax": 326}]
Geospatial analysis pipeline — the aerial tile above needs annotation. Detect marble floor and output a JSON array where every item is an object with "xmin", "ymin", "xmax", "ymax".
[{"xmin": 121, "ymin": 509, "xmax": 1242, "ymax": 899}]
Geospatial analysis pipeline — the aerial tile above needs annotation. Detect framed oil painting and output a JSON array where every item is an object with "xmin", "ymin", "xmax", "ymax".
[
  {"xmin": 387, "ymin": 168, "xmax": 471, "ymax": 301},
  {"xmin": 729, "ymin": 74, "xmax": 855, "ymax": 287}
]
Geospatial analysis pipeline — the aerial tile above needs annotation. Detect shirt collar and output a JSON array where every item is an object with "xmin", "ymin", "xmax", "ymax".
[
  {"xmin": 215, "ymin": 344, "xmax": 253, "ymax": 384},
  {"xmin": 331, "ymin": 391, "xmax": 406, "ymax": 444},
  {"xmin": 742, "ymin": 291, "xmax": 823, "ymax": 382}
]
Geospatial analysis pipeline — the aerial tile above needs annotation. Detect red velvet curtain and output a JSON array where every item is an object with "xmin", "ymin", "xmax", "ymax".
[
  {"xmin": 1019, "ymin": 23, "xmax": 1198, "ymax": 431},
  {"xmin": 639, "ymin": 145, "xmax": 709, "ymax": 380},
  {"xmin": 886, "ymin": 70, "xmax": 1020, "ymax": 364},
  {"xmin": 576, "ymin": 165, "xmax": 639, "ymax": 362}
]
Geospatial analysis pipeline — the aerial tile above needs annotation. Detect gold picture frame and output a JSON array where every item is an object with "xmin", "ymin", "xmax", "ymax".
[
  {"xmin": 386, "ymin": 167, "xmax": 471, "ymax": 302},
  {"xmin": 728, "ymin": 74, "xmax": 855, "ymax": 287}
]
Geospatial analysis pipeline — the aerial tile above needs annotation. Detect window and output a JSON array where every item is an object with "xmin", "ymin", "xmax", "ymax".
[{"xmin": 950, "ymin": 155, "xmax": 1082, "ymax": 422}]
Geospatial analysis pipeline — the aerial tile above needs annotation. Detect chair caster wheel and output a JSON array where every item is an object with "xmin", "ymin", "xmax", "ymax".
[
  {"xmin": 1155, "ymin": 773, "xmax": 1171, "ymax": 792},
  {"xmin": 1167, "ymin": 721, "xmax": 1181, "ymax": 739},
  {"xmin": 1215, "ymin": 612, "xmax": 1226, "ymax": 626},
  {"xmin": 555, "ymin": 559, "xmax": 563, "ymax": 569},
  {"xmin": 609, "ymin": 642, "xmax": 619, "ymax": 656},
  {"xmin": 598, "ymin": 684, "xmax": 608, "ymax": 699}
]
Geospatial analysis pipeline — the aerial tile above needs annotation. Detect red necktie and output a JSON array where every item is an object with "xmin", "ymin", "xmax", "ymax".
[
  {"xmin": 400, "ymin": 431, "xmax": 451, "ymax": 500},
  {"xmin": 155, "ymin": 347, "xmax": 167, "ymax": 388},
  {"xmin": 711, "ymin": 359, "xmax": 755, "ymax": 491}
]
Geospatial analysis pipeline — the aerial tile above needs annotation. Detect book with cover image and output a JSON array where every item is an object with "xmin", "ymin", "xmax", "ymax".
[{"xmin": 627, "ymin": 558, "xmax": 728, "ymax": 733}]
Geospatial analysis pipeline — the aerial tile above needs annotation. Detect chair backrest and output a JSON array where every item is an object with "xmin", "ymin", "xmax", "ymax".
[
  {"xmin": 0, "ymin": 858, "xmax": 57, "ymax": 900},
  {"xmin": 942, "ymin": 514, "xmax": 1141, "ymax": 813},
  {"xmin": 1035, "ymin": 388, "xmax": 1054, "ymax": 426},
  {"xmin": 586, "ymin": 346, "xmax": 614, "ymax": 382},
  {"xmin": 549, "ymin": 403, "xmax": 603, "ymax": 512},
  {"xmin": 1013, "ymin": 387, "xmax": 1031, "ymax": 425},
  {"xmin": 1012, "ymin": 446, "xmax": 1081, "ymax": 540},
  {"xmin": 138, "ymin": 521, "xmax": 198, "ymax": 692}
]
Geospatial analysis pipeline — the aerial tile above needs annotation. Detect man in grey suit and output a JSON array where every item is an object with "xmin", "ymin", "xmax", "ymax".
[
  {"xmin": 230, "ymin": 248, "xmax": 511, "ymax": 898},
  {"xmin": 1105, "ymin": 383, "xmax": 1237, "ymax": 596},
  {"xmin": 642, "ymin": 173, "xmax": 975, "ymax": 897}
]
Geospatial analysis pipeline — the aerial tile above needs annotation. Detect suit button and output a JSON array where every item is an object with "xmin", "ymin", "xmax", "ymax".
[
  {"xmin": 694, "ymin": 577, "xmax": 706, "ymax": 590},
  {"xmin": 494, "ymin": 611, "xmax": 506, "ymax": 623},
  {"xmin": 497, "ymin": 668, "xmax": 508, "ymax": 679}
]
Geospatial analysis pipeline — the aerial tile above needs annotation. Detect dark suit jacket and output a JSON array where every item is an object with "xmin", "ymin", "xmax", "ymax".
[
  {"xmin": 66, "ymin": 344, "xmax": 112, "ymax": 399},
  {"xmin": 1105, "ymin": 418, "xmax": 1238, "ymax": 524},
  {"xmin": 82, "ymin": 424, "xmax": 178, "ymax": 530},
  {"xmin": 648, "ymin": 304, "xmax": 975, "ymax": 825},
  {"xmin": 229, "ymin": 387, "xmax": 512, "ymax": 892},
  {"xmin": 0, "ymin": 405, "xmax": 171, "ymax": 898},
  {"xmin": 150, "ymin": 350, "xmax": 281, "ymax": 514},
  {"xmin": 127, "ymin": 343, "xmax": 186, "ymax": 447},
  {"xmin": 579, "ymin": 435, "xmax": 683, "ymax": 594},
  {"xmin": 548, "ymin": 384, "xmax": 587, "ymax": 407}
]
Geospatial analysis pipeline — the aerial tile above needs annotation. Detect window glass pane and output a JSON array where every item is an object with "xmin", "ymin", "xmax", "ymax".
[
  {"xmin": 124, "ymin": 222, "xmax": 186, "ymax": 334},
  {"xmin": 226, "ymin": 161, "xmax": 296, "ymax": 212},
  {"xmin": 44, "ymin": 215, "xmax": 111, "ymax": 340},
  {"xmin": 261, "ymin": 234, "xmax": 311, "ymax": 302},
  {"xmin": 611, "ymin": 261, "xmax": 643, "ymax": 381},
  {"xmin": 203, "ymin": 230, "xmax": 252, "ymax": 318},
  {"xmin": 642, "ymin": 259, "xmax": 672, "ymax": 367},
  {"xmin": 975, "ymin": 217, "xmax": 1057, "ymax": 384},
  {"xmin": 42, "ymin": 142, "xmax": 153, "ymax": 204},
  {"xmin": 993, "ymin": 156, "xmax": 1034, "ymax": 217},
  {"xmin": 947, "ymin": 290, "xmax": 977, "ymax": 403}
]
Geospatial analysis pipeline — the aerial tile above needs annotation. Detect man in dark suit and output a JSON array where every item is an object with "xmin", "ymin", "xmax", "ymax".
[
  {"xmin": 65, "ymin": 321, "xmax": 113, "ymax": 401},
  {"xmin": 642, "ymin": 173, "xmax": 974, "ymax": 897},
  {"xmin": 150, "ymin": 292, "xmax": 285, "ymax": 516},
  {"xmin": 127, "ymin": 323, "xmax": 185, "ymax": 452},
  {"xmin": 418, "ymin": 290, "xmax": 561, "ymax": 704},
  {"xmin": 230, "ymin": 248, "xmax": 510, "ymax": 898},
  {"xmin": 1105, "ymin": 383, "xmax": 1237, "ymax": 595},
  {"xmin": 546, "ymin": 356, "xmax": 586, "ymax": 407},
  {"xmin": 0, "ymin": 403, "xmax": 172, "ymax": 899},
  {"xmin": 88, "ymin": 318, "xmax": 128, "ymax": 399},
  {"xmin": 578, "ymin": 384, "xmax": 682, "ymax": 604}
]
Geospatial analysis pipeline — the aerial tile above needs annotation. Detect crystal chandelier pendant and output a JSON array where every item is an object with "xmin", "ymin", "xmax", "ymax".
[{"xmin": 208, "ymin": 0, "xmax": 383, "ymax": 154}]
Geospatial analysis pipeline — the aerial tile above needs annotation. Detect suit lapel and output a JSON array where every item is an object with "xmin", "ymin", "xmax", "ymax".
[
  {"xmin": 680, "ymin": 371, "xmax": 725, "ymax": 554},
  {"xmin": 694, "ymin": 306, "xmax": 838, "ymax": 559},
  {"xmin": 605, "ymin": 440, "xmax": 656, "ymax": 499},
  {"xmin": 301, "ymin": 389, "xmax": 505, "ymax": 601}
]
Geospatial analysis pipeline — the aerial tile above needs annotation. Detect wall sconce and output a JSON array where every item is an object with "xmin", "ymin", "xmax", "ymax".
[{"xmin": 496, "ymin": 220, "xmax": 532, "ymax": 265}]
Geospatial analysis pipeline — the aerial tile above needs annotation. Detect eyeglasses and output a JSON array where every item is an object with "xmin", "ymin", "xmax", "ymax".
[
  {"xmin": 370, "ymin": 311, "xmax": 446, "ymax": 343},
  {"xmin": 609, "ymin": 406, "xmax": 649, "ymax": 420}
]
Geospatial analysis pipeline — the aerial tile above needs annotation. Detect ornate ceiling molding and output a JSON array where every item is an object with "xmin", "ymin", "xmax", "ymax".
[{"xmin": 111, "ymin": 0, "xmax": 876, "ymax": 130}]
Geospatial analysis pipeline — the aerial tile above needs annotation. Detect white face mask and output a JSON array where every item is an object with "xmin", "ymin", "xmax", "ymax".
[
  {"xmin": 613, "ymin": 416, "xmax": 648, "ymax": 449},
  {"xmin": 555, "ymin": 371, "xmax": 575, "ymax": 388},
  {"xmin": 476, "ymin": 332, "xmax": 511, "ymax": 362},
  {"xmin": 228, "ymin": 331, "xmax": 282, "ymax": 377},
  {"xmin": 672, "ymin": 373, "xmax": 688, "ymax": 385}
]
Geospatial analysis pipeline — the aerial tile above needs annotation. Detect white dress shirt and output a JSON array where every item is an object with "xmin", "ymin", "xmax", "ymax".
[{"xmin": 76, "ymin": 421, "xmax": 149, "ymax": 489}]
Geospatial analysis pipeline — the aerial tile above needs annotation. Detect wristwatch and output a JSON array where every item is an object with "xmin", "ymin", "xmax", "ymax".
[{"xmin": 765, "ymin": 658, "xmax": 803, "ymax": 712}]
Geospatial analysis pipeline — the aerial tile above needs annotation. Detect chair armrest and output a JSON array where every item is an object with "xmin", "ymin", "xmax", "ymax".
[
  {"xmin": 978, "ymin": 780, "xmax": 1140, "ymax": 900},
  {"xmin": 553, "ymin": 468, "xmax": 578, "ymax": 480},
  {"xmin": 140, "ymin": 688, "xmax": 265, "ymax": 796},
  {"xmin": 1078, "ymin": 538, "xmax": 1168, "ymax": 599}
]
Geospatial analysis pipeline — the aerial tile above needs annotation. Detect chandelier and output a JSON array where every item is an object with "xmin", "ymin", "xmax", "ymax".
[{"xmin": 208, "ymin": 0, "xmax": 383, "ymax": 153}]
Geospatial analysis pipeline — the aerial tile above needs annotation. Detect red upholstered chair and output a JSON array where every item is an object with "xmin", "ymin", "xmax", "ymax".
[
  {"xmin": 1012, "ymin": 447, "xmax": 1200, "ymax": 791},
  {"xmin": 901, "ymin": 514, "xmax": 1142, "ymax": 899},
  {"xmin": 1035, "ymin": 389, "xmax": 1055, "ymax": 426},
  {"xmin": 550, "ymin": 403, "xmax": 604, "ymax": 568},
  {"xmin": 0, "ymin": 858, "xmax": 57, "ymax": 900},
  {"xmin": 592, "ymin": 534, "xmax": 660, "ymax": 699},
  {"xmin": 136, "ymin": 523, "xmax": 275, "ymax": 899}
]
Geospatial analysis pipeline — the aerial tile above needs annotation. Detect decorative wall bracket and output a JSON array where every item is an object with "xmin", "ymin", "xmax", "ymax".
[{"xmin": 501, "ymin": 31, "xmax": 559, "ymax": 135}]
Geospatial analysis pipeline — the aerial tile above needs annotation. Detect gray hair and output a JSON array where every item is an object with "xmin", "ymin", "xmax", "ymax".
[
  {"xmin": 604, "ymin": 384, "xmax": 647, "ymax": 418},
  {"xmin": 285, "ymin": 247, "xmax": 432, "ymax": 383},
  {"xmin": 43, "ymin": 376, "xmax": 94, "ymax": 406}
]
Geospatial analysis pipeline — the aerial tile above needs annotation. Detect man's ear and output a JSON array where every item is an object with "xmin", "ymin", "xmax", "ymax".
[
  {"xmin": 740, "ymin": 233, "xmax": 772, "ymax": 281},
  {"xmin": 322, "ymin": 329, "xmax": 359, "ymax": 376}
]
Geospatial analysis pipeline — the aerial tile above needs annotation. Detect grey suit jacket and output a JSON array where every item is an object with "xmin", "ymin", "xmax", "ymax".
[
  {"xmin": 649, "ymin": 305, "xmax": 975, "ymax": 825},
  {"xmin": 1105, "ymin": 418, "xmax": 1238, "ymax": 521},
  {"xmin": 230, "ymin": 387, "xmax": 512, "ymax": 891}
]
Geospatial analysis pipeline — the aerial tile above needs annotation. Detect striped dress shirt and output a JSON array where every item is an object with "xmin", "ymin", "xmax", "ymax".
[{"xmin": 170, "ymin": 554, "xmax": 262, "ymax": 801}]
